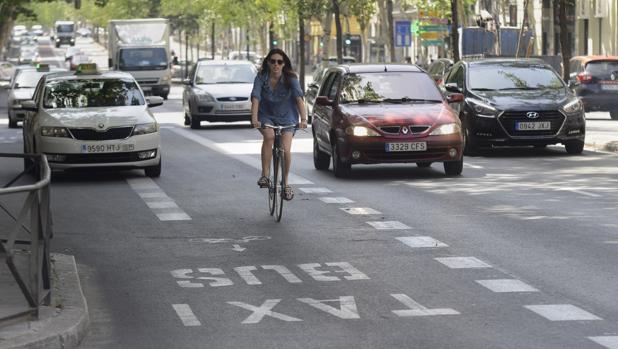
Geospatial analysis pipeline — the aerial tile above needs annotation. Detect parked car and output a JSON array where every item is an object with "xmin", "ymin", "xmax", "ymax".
[
  {"xmin": 21, "ymin": 64, "xmax": 163, "ymax": 177},
  {"xmin": 182, "ymin": 60, "xmax": 257, "ymax": 128},
  {"xmin": 312, "ymin": 64, "xmax": 464, "ymax": 177},
  {"xmin": 442, "ymin": 58, "xmax": 585, "ymax": 155},
  {"xmin": 427, "ymin": 58, "xmax": 454, "ymax": 84},
  {"xmin": 18, "ymin": 45, "xmax": 38, "ymax": 64},
  {"xmin": 568, "ymin": 56, "xmax": 618, "ymax": 120},
  {"xmin": 305, "ymin": 66, "xmax": 331, "ymax": 123}
]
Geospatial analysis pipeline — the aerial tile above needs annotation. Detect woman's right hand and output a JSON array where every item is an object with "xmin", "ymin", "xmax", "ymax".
[{"xmin": 251, "ymin": 119, "xmax": 261, "ymax": 128}]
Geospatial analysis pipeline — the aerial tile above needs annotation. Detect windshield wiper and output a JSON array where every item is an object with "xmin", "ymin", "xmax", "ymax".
[
  {"xmin": 470, "ymin": 88, "xmax": 496, "ymax": 91},
  {"xmin": 341, "ymin": 99, "xmax": 381, "ymax": 104},
  {"xmin": 497, "ymin": 87, "xmax": 541, "ymax": 90},
  {"xmin": 383, "ymin": 97, "xmax": 441, "ymax": 103}
]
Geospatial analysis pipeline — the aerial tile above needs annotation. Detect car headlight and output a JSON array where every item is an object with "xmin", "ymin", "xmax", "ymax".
[
  {"xmin": 430, "ymin": 123, "xmax": 461, "ymax": 136},
  {"xmin": 345, "ymin": 125, "xmax": 380, "ymax": 137},
  {"xmin": 467, "ymin": 98, "xmax": 497, "ymax": 118},
  {"xmin": 132, "ymin": 122, "xmax": 159, "ymax": 136},
  {"xmin": 41, "ymin": 126, "xmax": 71, "ymax": 138},
  {"xmin": 11, "ymin": 99, "xmax": 22, "ymax": 107},
  {"xmin": 160, "ymin": 75, "xmax": 171, "ymax": 83},
  {"xmin": 561, "ymin": 98, "xmax": 583, "ymax": 114},
  {"xmin": 196, "ymin": 92, "xmax": 215, "ymax": 102}
]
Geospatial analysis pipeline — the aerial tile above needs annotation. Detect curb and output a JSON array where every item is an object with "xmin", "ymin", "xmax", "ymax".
[{"xmin": 0, "ymin": 254, "xmax": 89, "ymax": 349}]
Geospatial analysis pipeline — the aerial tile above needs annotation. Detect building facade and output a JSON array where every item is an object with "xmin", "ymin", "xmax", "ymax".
[{"xmin": 575, "ymin": 0, "xmax": 618, "ymax": 56}]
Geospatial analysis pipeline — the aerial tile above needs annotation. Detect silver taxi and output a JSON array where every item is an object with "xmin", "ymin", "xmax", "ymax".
[{"xmin": 21, "ymin": 64, "xmax": 163, "ymax": 177}]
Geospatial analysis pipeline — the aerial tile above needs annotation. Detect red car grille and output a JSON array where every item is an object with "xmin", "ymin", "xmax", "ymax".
[{"xmin": 379, "ymin": 125, "xmax": 430, "ymax": 135}]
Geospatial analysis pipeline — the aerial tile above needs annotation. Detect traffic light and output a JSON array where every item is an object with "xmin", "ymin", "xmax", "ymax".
[
  {"xmin": 411, "ymin": 20, "xmax": 419, "ymax": 35},
  {"xmin": 272, "ymin": 39, "xmax": 278, "ymax": 46},
  {"xmin": 344, "ymin": 34, "xmax": 351, "ymax": 46}
]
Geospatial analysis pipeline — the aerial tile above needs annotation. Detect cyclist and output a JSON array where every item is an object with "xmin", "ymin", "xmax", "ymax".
[{"xmin": 251, "ymin": 48, "xmax": 308, "ymax": 201}]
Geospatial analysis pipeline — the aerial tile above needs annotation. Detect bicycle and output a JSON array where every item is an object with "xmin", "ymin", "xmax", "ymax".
[{"xmin": 261, "ymin": 123, "xmax": 297, "ymax": 222}]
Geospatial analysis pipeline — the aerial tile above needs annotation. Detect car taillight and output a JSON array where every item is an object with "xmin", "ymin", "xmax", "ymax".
[{"xmin": 576, "ymin": 72, "xmax": 592, "ymax": 83}]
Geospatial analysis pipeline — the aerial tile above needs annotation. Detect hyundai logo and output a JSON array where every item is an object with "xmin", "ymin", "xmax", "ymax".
[
  {"xmin": 401, "ymin": 126, "xmax": 409, "ymax": 135},
  {"xmin": 526, "ymin": 112, "xmax": 540, "ymax": 119}
]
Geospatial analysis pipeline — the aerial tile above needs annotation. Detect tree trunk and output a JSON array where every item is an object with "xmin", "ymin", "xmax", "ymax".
[
  {"xmin": 516, "ymin": 0, "xmax": 530, "ymax": 58},
  {"xmin": 320, "ymin": 7, "xmax": 333, "ymax": 67},
  {"xmin": 298, "ymin": 7, "xmax": 306, "ymax": 92},
  {"xmin": 450, "ymin": 0, "xmax": 460, "ymax": 62},
  {"xmin": 211, "ymin": 22, "xmax": 215, "ymax": 59},
  {"xmin": 558, "ymin": 0, "xmax": 571, "ymax": 81},
  {"xmin": 386, "ymin": 0, "xmax": 395, "ymax": 62},
  {"xmin": 333, "ymin": 0, "xmax": 343, "ymax": 64}
]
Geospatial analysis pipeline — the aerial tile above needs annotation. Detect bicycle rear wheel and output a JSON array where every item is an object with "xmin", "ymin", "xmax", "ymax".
[
  {"xmin": 275, "ymin": 149, "xmax": 285, "ymax": 222},
  {"xmin": 268, "ymin": 152, "xmax": 279, "ymax": 216}
]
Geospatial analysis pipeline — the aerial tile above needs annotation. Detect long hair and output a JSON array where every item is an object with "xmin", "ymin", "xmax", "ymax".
[{"xmin": 259, "ymin": 48, "xmax": 297, "ymax": 89}]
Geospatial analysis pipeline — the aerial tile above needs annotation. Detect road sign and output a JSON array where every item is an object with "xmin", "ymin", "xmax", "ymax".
[
  {"xmin": 418, "ymin": 9, "xmax": 439, "ymax": 18},
  {"xmin": 421, "ymin": 39, "xmax": 444, "ymax": 47},
  {"xmin": 420, "ymin": 25, "xmax": 448, "ymax": 32},
  {"xmin": 420, "ymin": 32, "xmax": 443, "ymax": 40},
  {"xmin": 395, "ymin": 21, "xmax": 411, "ymax": 47}
]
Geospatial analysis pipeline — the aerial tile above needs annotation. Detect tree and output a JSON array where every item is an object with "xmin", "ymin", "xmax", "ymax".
[
  {"xmin": 349, "ymin": 0, "xmax": 375, "ymax": 63},
  {"xmin": 450, "ymin": 0, "xmax": 459, "ymax": 62},
  {"xmin": 555, "ymin": 0, "xmax": 573, "ymax": 81},
  {"xmin": 332, "ymin": 0, "xmax": 342, "ymax": 63}
]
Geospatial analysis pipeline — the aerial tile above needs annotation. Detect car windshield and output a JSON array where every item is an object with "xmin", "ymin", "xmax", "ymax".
[
  {"xmin": 340, "ymin": 72, "xmax": 443, "ymax": 103},
  {"xmin": 469, "ymin": 63, "xmax": 564, "ymax": 90},
  {"xmin": 57, "ymin": 24, "xmax": 74, "ymax": 33},
  {"xmin": 585, "ymin": 61, "xmax": 618, "ymax": 79},
  {"xmin": 43, "ymin": 78, "xmax": 144, "ymax": 108},
  {"xmin": 13, "ymin": 70, "xmax": 45, "ymax": 88},
  {"xmin": 195, "ymin": 64, "xmax": 256, "ymax": 84},
  {"xmin": 119, "ymin": 47, "xmax": 168, "ymax": 71}
]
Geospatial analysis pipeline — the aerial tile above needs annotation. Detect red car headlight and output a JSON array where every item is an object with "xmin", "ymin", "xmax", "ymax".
[
  {"xmin": 345, "ymin": 126, "xmax": 380, "ymax": 137},
  {"xmin": 429, "ymin": 123, "xmax": 461, "ymax": 136}
]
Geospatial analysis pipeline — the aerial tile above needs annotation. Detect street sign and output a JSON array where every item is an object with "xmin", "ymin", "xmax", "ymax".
[
  {"xmin": 420, "ymin": 25, "xmax": 448, "ymax": 32},
  {"xmin": 418, "ymin": 9, "xmax": 439, "ymax": 18},
  {"xmin": 395, "ymin": 21, "xmax": 411, "ymax": 47},
  {"xmin": 421, "ymin": 40, "xmax": 444, "ymax": 47},
  {"xmin": 420, "ymin": 32, "xmax": 443, "ymax": 40}
]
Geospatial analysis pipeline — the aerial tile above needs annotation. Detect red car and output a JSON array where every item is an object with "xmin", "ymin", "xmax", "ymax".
[{"xmin": 311, "ymin": 64, "xmax": 464, "ymax": 177}]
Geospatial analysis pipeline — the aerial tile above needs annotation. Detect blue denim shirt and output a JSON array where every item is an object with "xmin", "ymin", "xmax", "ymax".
[{"xmin": 251, "ymin": 72, "xmax": 304, "ymax": 124}]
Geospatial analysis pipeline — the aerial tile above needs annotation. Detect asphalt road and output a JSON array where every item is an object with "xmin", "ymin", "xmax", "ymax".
[{"xmin": 1, "ymin": 38, "xmax": 618, "ymax": 349}]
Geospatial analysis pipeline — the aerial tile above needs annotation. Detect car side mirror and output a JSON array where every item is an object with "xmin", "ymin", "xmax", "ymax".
[
  {"xmin": 444, "ymin": 83, "xmax": 461, "ymax": 93},
  {"xmin": 447, "ymin": 93, "xmax": 464, "ymax": 103},
  {"xmin": 315, "ymin": 96, "xmax": 334, "ymax": 106},
  {"xmin": 146, "ymin": 96, "xmax": 164, "ymax": 108},
  {"xmin": 21, "ymin": 100, "xmax": 38, "ymax": 111},
  {"xmin": 182, "ymin": 79, "xmax": 192, "ymax": 86}
]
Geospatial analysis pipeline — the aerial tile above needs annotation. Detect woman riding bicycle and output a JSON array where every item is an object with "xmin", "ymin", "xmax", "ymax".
[{"xmin": 251, "ymin": 48, "xmax": 308, "ymax": 201}]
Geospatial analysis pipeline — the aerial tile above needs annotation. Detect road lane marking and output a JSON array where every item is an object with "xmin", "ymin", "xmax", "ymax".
[
  {"xmin": 435, "ymin": 257, "xmax": 492, "ymax": 269},
  {"xmin": 463, "ymin": 163, "xmax": 484, "ymax": 169},
  {"xmin": 172, "ymin": 304, "xmax": 202, "ymax": 326},
  {"xmin": 524, "ymin": 304, "xmax": 602, "ymax": 321},
  {"xmin": 475, "ymin": 279, "xmax": 539, "ymax": 293},
  {"xmin": 589, "ymin": 336, "xmax": 618, "ymax": 349},
  {"xmin": 171, "ymin": 268, "xmax": 233, "ymax": 287},
  {"xmin": 396, "ymin": 236, "xmax": 448, "ymax": 248},
  {"xmin": 341, "ymin": 207, "xmax": 381, "ymax": 215},
  {"xmin": 390, "ymin": 294, "xmax": 460, "ymax": 317},
  {"xmin": 319, "ymin": 197, "xmax": 354, "ymax": 204},
  {"xmin": 168, "ymin": 127, "xmax": 313, "ymax": 185},
  {"xmin": 227, "ymin": 299, "xmax": 302, "ymax": 324},
  {"xmin": 126, "ymin": 177, "xmax": 191, "ymax": 221},
  {"xmin": 299, "ymin": 187, "xmax": 332, "ymax": 193},
  {"xmin": 366, "ymin": 221, "xmax": 411, "ymax": 230},
  {"xmin": 297, "ymin": 296, "xmax": 360, "ymax": 319},
  {"xmin": 233, "ymin": 266, "xmax": 262, "ymax": 285}
]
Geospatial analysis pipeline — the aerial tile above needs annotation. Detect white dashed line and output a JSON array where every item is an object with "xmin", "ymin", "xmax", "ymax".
[
  {"xmin": 172, "ymin": 304, "xmax": 202, "ymax": 326},
  {"xmin": 589, "ymin": 336, "xmax": 618, "ymax": 349},
  {"xmin": 366, "ymin": 221, "xmax": 411, "ymax": 230},
  {"xmin": 390, "ymin": 294, "xmax": 460, "ymax": 317},
  {"xmin": 126, "ymin": 177, "xmax": 191, "ymax": 221},
  {"xmin": 340, "ymin": 207, "xmax": 381, "ymax": 215},
  {"xmin": 396, "ymin": 236, "xmax": 448, "ymax": 248},
  {"xmin": 319, "ymin": 197, "xmax": 354, "ymax": 204},
  {"xmin": 463, "ymin": 163, "xmax": 484, "ymax": 169},
  {"xmin": 524, "ymin": 304, "xmax": 602, "ymax": 321},
  {"xmin": 435, "ymin": 257, "xmax": 492, "ymax": 269},
  {"xmin": 299, "ymin": 187, "xmax": 333, "ymax": 193},
  {"xmin": 475, "ymin": 279, "xmax": 539, "ymax": 293}
]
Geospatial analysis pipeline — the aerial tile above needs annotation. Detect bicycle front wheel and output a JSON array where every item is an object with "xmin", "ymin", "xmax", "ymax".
[
  {"xmin": 268, "ymin": 153, "xmax": 279, "ymax": 216},
  {"xmin": 275, "ymin": 149, "xmax": 285, "ymax": 222}
]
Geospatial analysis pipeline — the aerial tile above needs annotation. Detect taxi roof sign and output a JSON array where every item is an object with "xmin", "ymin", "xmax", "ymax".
[
  {"xmin": 75, "ymin": 63, "xmax": 99, "ymax": 75},
  {"xmin": 35, "ymin": 63, "xmax": 50, "ymax": 72}
]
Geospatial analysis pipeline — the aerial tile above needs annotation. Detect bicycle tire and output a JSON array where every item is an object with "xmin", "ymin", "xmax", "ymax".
[
  {"xmin": 269, "ymin": 150, "xmax": 278, "ymax": 216},
  {"xmin": 275, "ymin": 149, "xmax": 285, "ymax": 222}
]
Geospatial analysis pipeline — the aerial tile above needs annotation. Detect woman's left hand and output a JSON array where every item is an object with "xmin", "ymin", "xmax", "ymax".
[{"xmin": 299, "ymin": 120, "xmax": 308, "ymax": 129}]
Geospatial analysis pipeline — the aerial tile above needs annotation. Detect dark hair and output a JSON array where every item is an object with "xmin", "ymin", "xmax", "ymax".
[{"xmin": 259, "ymin": 48, "xmax": 297, "ymax": 89}]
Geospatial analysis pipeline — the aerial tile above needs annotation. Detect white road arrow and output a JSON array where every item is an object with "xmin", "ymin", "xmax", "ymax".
[{"xmin": 232, "ymin": 244, "xmax": 246, "ymax": 252}]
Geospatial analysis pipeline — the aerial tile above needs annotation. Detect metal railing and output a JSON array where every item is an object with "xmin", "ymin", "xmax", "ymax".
[{"xmin": 0, "ymin": 153, "xmax": 53, "ymax": 323}]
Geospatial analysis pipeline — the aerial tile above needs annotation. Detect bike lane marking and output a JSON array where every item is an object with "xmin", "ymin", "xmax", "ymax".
[
  {"xmin": 475, "ymin": 279, "xmax": 539, "ymax": 293},
  {"xmin": 434, "ymin": 257, "xmax": 492, "ymax": 269},
  {"xmin": 524, "ymin": 304, "xmax": 602, "ymax": 321},
  {"xmin": 589, "ymin": 336, "xmax": 618, "ymax": 349},
  {"xmin": 396, "ymin": 236, "xmax": 448, "ymax": 248},
  {"xmin": 172, "ymin": 304, "xmax": 202, "ymax": 326},
  {"xmin": 126, "ymin": 177, "xmax": 191, "ymax": 221}
]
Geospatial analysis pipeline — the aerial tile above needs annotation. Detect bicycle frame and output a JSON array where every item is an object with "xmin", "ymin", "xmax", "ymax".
[{"xmin": 261, "ymin": 124, "xmax": 296, "ymax": 222}]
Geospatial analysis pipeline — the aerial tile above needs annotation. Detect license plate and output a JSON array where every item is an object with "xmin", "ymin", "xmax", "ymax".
[
  {"xmin": 220, "ymin": 102, "xmax": 247, "ymax": 111},
  {"xmin": 601, "ymin": 84, "xmax": 618, "ymax": 91},
  {"xmin": 385, "ymin": 142, "xmax": 427, "ymax": 152},
  {"xmin": 81, "ymin": 144, "xmax": 135, "ymax": 153},
  {"xmin": 515, "ymin": 122, "xmax": 551, "ymax": 131}
]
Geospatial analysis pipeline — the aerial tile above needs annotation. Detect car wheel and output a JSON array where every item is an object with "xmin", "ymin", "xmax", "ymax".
[
  {"xmin": 313, "ymin": 137, "xmax": 330, "ymax": 170},
  {"xmin": 416, "ymin": 162, "xmax": 431, "ymax": 168},
  {"xmin": 610, "ymin": 110, "xmax": 618, "ymax": 120},
  {"xmin": 463, "ymin": 125, "xmax": 478, "ymax": 156},
  {"xmin": 184, "ymin": 113, "xmax": 190, "ymax": 126},
  {"xmin": 162, "ymin": 93, "xmax": 168, "ymax": 100},
  {"xmin": 332, "ymin": 142, "xmax": 351, "ymax": 178},
  {"xmin": 145, "ymin": 158, "xmax": 162, "ymax": 177},
  {"xmin": 444, "ymin": 159, "xmax": 463, "ymax": 176},
  {"xmin": 8, "ymin": 115, "xmax": 17, "ymax": 128},
  {"xmin": 564, "ymin": 139, "xmax": 584, "ymax": 154}
]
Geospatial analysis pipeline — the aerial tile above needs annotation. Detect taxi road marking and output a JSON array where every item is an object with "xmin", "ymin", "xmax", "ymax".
[
  {"xmin": 524, "ymin": 304, "xmax": 602, "ymax": 321},
  {"xmin": 172, "ymin": 304, "xmax": 201, "ymax": 326},
  {"xmin": 126, "ymin": 177, "xmax": 191, "ymax": 221},
  {"xmin": 435, "ymin": 257, "xmax": 492, "ymax": 269},
  {"xmin": 297, "ymin": 296, "xmax": 360, "ymax": 319},
  {"xmin": 396, "ymin": 236, "xmax": 448, "ymax": 248},
  {"xmin": 366, "ymin": 221, "xmax": 411, "ymax": 230},
  {"xmin": 475, "ymin": 279, "xmax": 539, "ymax": 293},
  {"xmin": 589, "ymin": 336, "xmax": 618, "ymax": 349},
  {"xmin": 227, "ymin": 299, "xmax": 302, "ymax": 324}
]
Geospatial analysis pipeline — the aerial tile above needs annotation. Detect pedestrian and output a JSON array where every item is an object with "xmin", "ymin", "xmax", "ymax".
[
  {"xmin": 415, "ymin": 55, "xmax": 423, "ymax": 66},
  {"xmin": 251, "ymin": 48, "xmax": 308, "ymax": 201},
  {"xmin": 405, "ymin": 56, "xmax": 412, "ymax": 64}
]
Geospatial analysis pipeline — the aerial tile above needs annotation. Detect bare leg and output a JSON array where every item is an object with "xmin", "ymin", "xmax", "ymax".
[
  {"xmin": 281, "ymin": 132, "xmax": 293, "ymax": 186},
  {"xmin": 260, "ymin": 129, "xmax": 274, "ymax": 177}
]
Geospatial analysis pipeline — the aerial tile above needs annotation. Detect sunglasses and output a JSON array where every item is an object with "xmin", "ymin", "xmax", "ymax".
[{"xmin": 269, "ymin": 59, "xmax": 284, "ymax": 65}]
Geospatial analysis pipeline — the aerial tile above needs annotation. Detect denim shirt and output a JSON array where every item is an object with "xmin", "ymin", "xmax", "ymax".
[{"xmin": 251, "ymin": 72, "xmax": 304, "ymax": 123}]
